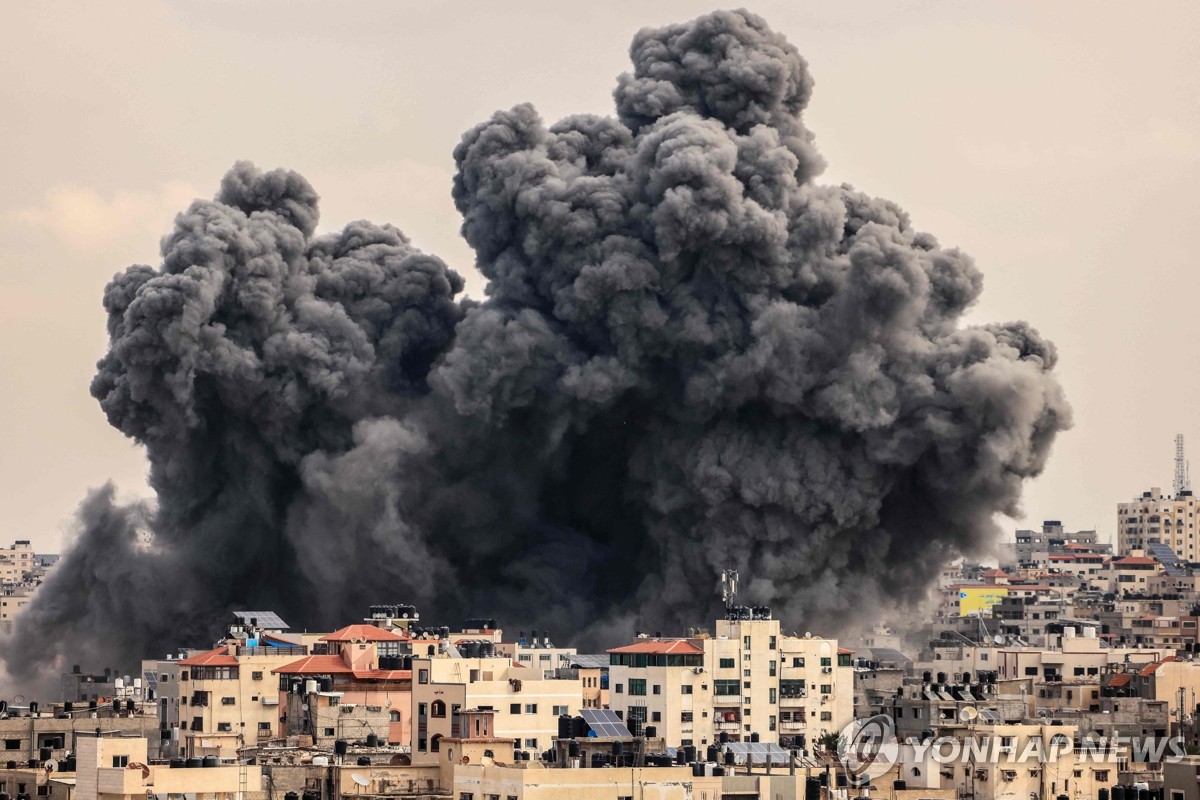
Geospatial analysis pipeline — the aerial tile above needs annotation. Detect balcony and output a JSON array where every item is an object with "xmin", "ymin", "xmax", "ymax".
[
  {"xmin": 715, "ymin": 721, "xmax": 741, "ymax": 732},
  {"xmin": 781, "ymin": 721, "xmax": 807, "ymax": 732}
]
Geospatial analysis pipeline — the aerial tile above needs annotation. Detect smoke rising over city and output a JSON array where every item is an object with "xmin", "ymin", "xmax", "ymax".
[{"xmin": 2, "ymin": 10, "xmax": 1069, "ymax": 684}]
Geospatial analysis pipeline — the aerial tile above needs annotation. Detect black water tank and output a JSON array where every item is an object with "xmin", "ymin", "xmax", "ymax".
[
  {"xmin": 719, "ymin": 732, "xmax": 729, "ymax": 744},
  {"xmin": 27, "ymin": 761, "xmax": 39, "ymax": 770},
  {"xmin": 836, "ymin": 772, "xmax": 848, "ymax": 788},
  {"xmin": 806, "ymin": 777, "xmax": 822, "ymax": 800},
  {"xmin": 202, "ymin": 756, "xmax": 219, "ymax": 768},
  {"xmin": 713, "ymin": 766, "xmax": 725, "ymax": 777},
  {"xmin": 5, "ymin": 761, "xmax": 15, "ymax": 770},
  {"xmin": 284, "ymin": 793, "xmax": 299, "ymax": 800},
  {"xmin": 684, "ymin": 745, "xmax": 697, "ymax": 763},
  {"xmin": 572, "ymin": 716, "xmax": 589, "ymax": 739},
  {"xmin": 334, "ymin": 740, "xmax": 349, "ymax": 756},
  {"xmin": 568, "ymin": 740, "xmax": 580, "ymax": 758},
  {"xmin": 1112, "ymin": 787, "xmax": 1124, "ymax": 800},
  {"xmin": 356, "ymin": 757, "xmax": 371, "ymax": 766},
  {"xmin": 186, "ymin": 758, "xmax": 203, "ymax": 768},
  {"xmin": 170, "ymin": 759, "xmax": 185, "ymax": 769},
  {"xmin": 558, "ymin": 714, "xmax": 573, "ymax": 740},
  {"xmin": 63, "ymin": 702, "xmax": 73, "ymax": 713},
  {"xmin": 895, "ymin": 781, "xmax": 907, "ymax": 790},
  {"xmin": 303, "ymin": 791, "xmax": 319, "ymax": 800},
  {"xmin": 612, "ymin": 742, "xmax": 623, "ymax": 756},
  {"xmin": 1099, "ymin": 789, "xmax": 1110, "ymax": 800},
  {"xmin": 28, "ymin": 702, "xmax": 37, "ymax": 715},
  {"xmin": 88, "ymin": 701, "xmax": 97, "ymax": 710},
  {"xmin": 692, "ymin": 762, "xmax": 704, "ymax": 777},
  {"xmin": 1140, "ymin": 789, "xmax": 1151, "ymax": 800},
  {"xmin": 724, "ymin": 749, "xmax": 735, "ymax": 766},
  {"xmin": 707, "ymin": 744, "xmax": 719, "ymax": 762},
  {"xmin": 366, "ymin": 733, "xmax": 379, "ymax": 748},
  {"xmin": 63, "ymin": 757, "xmax": 76, "ymax": 772},
  {"xmin": 126, "ymin": 700, "xmax": 135, "ymax": 712},
  {"xmin": 0, "ymin": 792, "xmax": 8, "ymax": 800},
  {"xmin": 319, "ymin": 677, "xmax": 333, "ymax": 693},
  {"xmin": 644, "ymin": 725, "xmax": 656, "ymax": 738}
]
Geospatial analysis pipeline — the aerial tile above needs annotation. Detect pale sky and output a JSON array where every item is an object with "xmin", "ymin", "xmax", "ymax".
[{"xmin": 2, "ymin": 1, "xmax": 1198, "ymax": 553}]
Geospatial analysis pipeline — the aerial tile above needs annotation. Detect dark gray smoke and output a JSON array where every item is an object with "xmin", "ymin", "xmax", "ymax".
[{"xmin": 3, "ymin": 9, "xmax": 1069, "ymax": 686}]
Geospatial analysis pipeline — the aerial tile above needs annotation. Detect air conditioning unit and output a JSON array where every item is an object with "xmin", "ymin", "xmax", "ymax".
[
  {"xmin": 822, "ymin": 667, "xmax": 832, "ymax": 674},
  {"xmin": 694, "ymin": 667, "xmax": 705, "ymax": 674}
]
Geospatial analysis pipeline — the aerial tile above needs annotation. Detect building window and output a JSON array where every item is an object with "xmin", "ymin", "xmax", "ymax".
[
  {"xmin": 652, "ymin": 711, "xmax": 661, "ymax": 722},
  {"xmin": 112, "ymin": 756, "xmax": 129, "ymax": 768},
  {"xmin": 681, "ymin": 685, "xmax": 693, "ymax": 695},
  {"xmin": 221, "ymin": 697, "xmax": 236, "ymax": 705},
  {"xmin": 769, "ymin": 661, "xmax": 776, "ymax": 677},
  {"xmin": 743, "ymin": 636, "xmax": 751, "ymax": 649},
  {"xmin": 819, "ymin": 657, "xmax": 831, "ymax": 667},
  {"xmin": 259, "ymin": 722, "xmax": 271, "ymax": 731},
  {"xmin": 389, "ymin": 711, "xmax": 401, "ymax": 722},
  {"xmin": 524, "ymin": 738, "xmax": 538, "ymax": 749},
  {"xmin": 4, "ymin": 741, "xmax": 18, "ymax": 750},
  {"xmin": 552, "ymin": 705, "xmax": 569, "ymax": 716},
  {"xmin": 217, "ymin": 723, "xmax": 232, "ymax": 732},
  {"xmin": 652, "ymin": 685, "xmax": 661, "ymax": 695},
  {"xmin": 323, "ymin": 728, "xmax": 335, "ymax": 737},
  {"xmin": 792, "ymin": 657, "xmax": 804, "ymax": 667},
  {"xmin": 719, "ymin": 658, "xmax": 735, "ymax": 669},
  {"xmin": 615, "ymin": 684, "xmax": 623, "ymax": 694},
  {"xmin": 524, "ymin": 704, "xmax": 538, "ymax": 714},
  {"xmin": 820, "ymin": 712, "xmax": 832, "ymax": 721},
  {"xmin": 191, "ymin": 717, "xmax": 203, "ymax": 732},
  {"xmin": 629, "ymin": 679, "xmax": 647, "ymax": 696},
  {"xmin": 251, "ymin": 671, "xmax": 263, "ymax": 680},
  {"xmin": 419, "ymin": 669, "xmax": 429, "ymax": 684},
  {"xmin": 769, "ymin": 636, "xmax": 777, "ymax": 650},
  {"xmin": 769, "ymin": 688, "xmax": 776, "ymax": 703},
  {"xmin": 510, "ymin": 703, "xmax": 521, "ymax": 714},
  {"xmin": 418, "ymin": 738, "xmax": 427, "ymax": 752},
  {"xmin": 431, "ymin": 734, "xmax": 443, "ymax": 753},
  {"xmin": 432, "ymin": 700, "xmax": 447, "ymax": 718}
]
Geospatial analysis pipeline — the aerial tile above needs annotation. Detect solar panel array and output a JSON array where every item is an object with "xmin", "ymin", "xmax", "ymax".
[
  {"xmin": 233, "ymin": 610, "xmax": 289, "ymax": 630},
  {"xmin": 566, "ymin": 654, "xmax": 611, "ymax": 669},
  {"xmin": 723, "ymin": 742, "xmax": 792, "ymax": 765},
  {"xmin": 979, "ymin": 709, "xmax": 1003, "ymax": 722},
  {"xmin": 580, "ymin": 708, "xmax": 631, "ymax": 738},
  {"xmin": 1147, "ymin": 542, "xmax": 1187, "ymax": 576}
]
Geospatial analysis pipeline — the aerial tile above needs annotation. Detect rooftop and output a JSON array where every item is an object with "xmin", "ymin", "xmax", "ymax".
[
  {"xmin": 273, "ymin": 655, "xmax": 354, "ymax": 675},
  {"xmin": 607, "ymin": 640, "xmax": 704, "ymax": 656},
  {"xmin": 320, "ymin": 624, "xmax": 407, "ymax": 642},
  {"xmin": 178, "ymin": 647, "xmax": 238, "ymax": 667}
]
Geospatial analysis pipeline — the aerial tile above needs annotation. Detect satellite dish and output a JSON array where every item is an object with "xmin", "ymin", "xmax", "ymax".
[
  {"xmin": 351, "ymin": 774, "xmax": 370, "ymax": 787},
  {"xmin": 993, "ymin": 634, "xmax": 1006, "ymax": 645},
  {"xmin": 480, "ymin": 756, "xmax": 494, "ymax": 767},
  {"xmin": 958, "ymin": 706, "xmax": 979, "ymax": 722},
  {"xmin": 44, "ymin": 759, "xmax": 58, "ymax": 773}
]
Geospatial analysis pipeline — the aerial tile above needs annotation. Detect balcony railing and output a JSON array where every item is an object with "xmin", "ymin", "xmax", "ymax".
[{"xmin": 714, "ymin": 721, "xmax": 741, "ymax": 731}]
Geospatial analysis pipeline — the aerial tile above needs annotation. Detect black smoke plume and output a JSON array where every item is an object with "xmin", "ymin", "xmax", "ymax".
[{"xmin": 2, "ymin": 10, "xmax": 1069, "ymax": 685}]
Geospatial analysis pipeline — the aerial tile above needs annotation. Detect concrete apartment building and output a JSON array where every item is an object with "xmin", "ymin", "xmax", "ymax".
[
  {"xmin": 274, "ymin": 624, "xmax": 413, "ymax": 748},
  {"xmin": 557, "ymin": 654, "xmax": 609, "ymax": 710},
  {"xmin": 896, "ymin": 722, "xmax": 1106, "ymax": 800},
  {"xmin": 1118, "ymin": 487, "xmax": 1200, "ymax": 559},
  {"xmin": 75, "ymin": 731, "xmax": 263, "ymax": 800},
  {"xmin": 410, "ymin": 655, "xmax": 582, "ymax": 761},
  {"xmin": 606, "ymin": 610, "xmax": 853, "ymax": 749},
  {"xmin": 1000, "ymin": 521, "xmax": 1108, "ymax": 570},
  {"xmin": 606, "ymin": 639, "xmax": 710, "ymax": 747}
]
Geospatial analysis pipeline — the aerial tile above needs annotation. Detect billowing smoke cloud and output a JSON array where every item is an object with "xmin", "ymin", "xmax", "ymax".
[{"xmin": 3, "ymin": 9, "xmax": 1068, "ymax": 686}]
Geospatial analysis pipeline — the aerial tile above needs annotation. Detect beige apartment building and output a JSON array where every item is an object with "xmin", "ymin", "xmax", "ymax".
[
  {"xmin": 1118, "ymin": 487, "xmax": 1199, "ymax": 559},
  {"xmin": 410, "ymin": 656, "xmax": 582, "ymax": 762},
  {"xmin": 607, "ymin": 640, "xmax": 711, "ymax": 747},
  {"xmin": 173, "ymin": 644, "xmax": 306, "ymax": 759},
  {"xmin": 74, "ymin": 731, "xmax": 262, "ymax": 800},
  {"xmin": 0, "ymin": 541, "xmax": 35, "ymax": 583},
  {"xmin": 607, "ymin": 613, "xmax": 853, "ymax": 748}
]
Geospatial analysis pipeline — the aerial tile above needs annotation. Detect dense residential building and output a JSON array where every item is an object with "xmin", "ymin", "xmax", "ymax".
[
  {"xmin": 607, "ymin": 608, "xmax": 854, "ymax": 749},
  {"xmin": 1118, "ymin": 487, "xmax": 1200, "ymax": 559}
]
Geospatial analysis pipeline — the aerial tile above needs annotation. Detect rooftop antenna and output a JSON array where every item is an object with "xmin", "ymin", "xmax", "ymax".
[
  {"xmin": 721, "ymin": 569, "xmax": 739, "ymax": 608},
  {"xmin": 1175, "ymin": 434, "xmax": 1191, "ymax": 497}
]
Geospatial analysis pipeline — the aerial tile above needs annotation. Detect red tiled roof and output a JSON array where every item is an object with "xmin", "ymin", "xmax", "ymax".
[
  {"xmin": 351, "ymin": 670, "xmax": 413, "ymax": 681},
  {"xmin": 982, "ymin": 569, "xmax": 1010, "ymax": 578},
  {"xmin": 1140, "ymin": 656, "xmax": 1178, "ymax": 677},
  {"xmin": 838, "ymin": 648, "xmax": 853, "ymax": 655},
  {"xmin": 607, "ymin": 640, "xmax": 704, "ymax": 656},
  {"xmin": 1114, "ymin": 557, "xmax": 1159, "ymax": 566},
  {"xmin": 320, "ymin": 624, "xmax": 408, "ymax": 642},
  {"xmin": 272, "ymin": 655, "xmax": 353, "ymax": 675},
  {"xmin": 1108, "ymin": 674, "xmax": 1131, "ymax": 688},
  {"xmin": 178, "ymin": 647, "xmax": 238, "ymax": 667}
]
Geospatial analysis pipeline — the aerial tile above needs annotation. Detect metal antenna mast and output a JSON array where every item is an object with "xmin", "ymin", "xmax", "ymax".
[
  {"xmin": 1176, "ymin": 434, "xmax": 1191, "ymax": 497},
  {"xmin": 721, "ymin": 569, "xmax": 739, "ymax": 608}
]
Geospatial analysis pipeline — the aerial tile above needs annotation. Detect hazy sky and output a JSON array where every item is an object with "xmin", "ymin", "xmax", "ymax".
[{"xmin": 2, "ymin": 1, "xmax": 1198, "ymax": 554}]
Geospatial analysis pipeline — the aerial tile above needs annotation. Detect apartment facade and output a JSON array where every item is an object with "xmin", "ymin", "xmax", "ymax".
[
  {"xmin": 1118, "ymin": 487, "xmax": 1200, "ymax": 559},
  {"xmin": 607, "ymin": 640, "xmax": 711, "ymax": 747}
]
